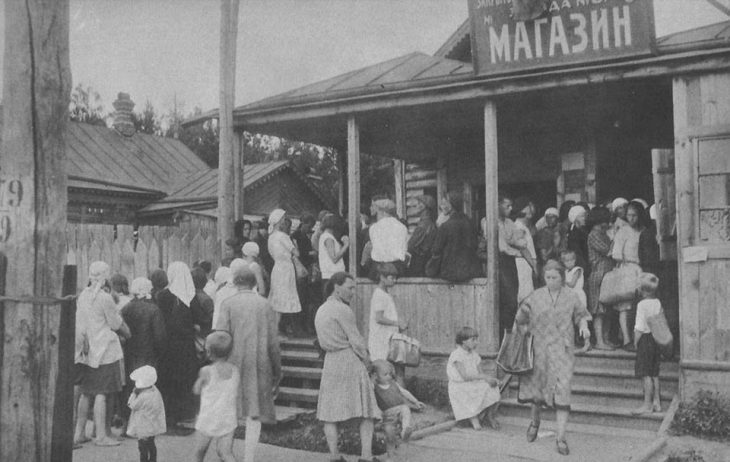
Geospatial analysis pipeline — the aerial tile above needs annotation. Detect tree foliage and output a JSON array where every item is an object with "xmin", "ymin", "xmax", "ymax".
[
  {"xmin": 69, "ymin": 84, "xmax": 107, "ymax": 126},
  {"xmin": 131, "ymin": 100, "xmax": 161, "ymax": 135}
]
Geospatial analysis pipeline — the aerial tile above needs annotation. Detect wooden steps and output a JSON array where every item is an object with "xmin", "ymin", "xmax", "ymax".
[{"xmin": 276, "ymin": 338, "xmax": 322, "ymax": 410}]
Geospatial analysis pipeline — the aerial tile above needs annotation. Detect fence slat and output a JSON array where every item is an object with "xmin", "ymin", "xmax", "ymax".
[
  {"xmin": 120, "ymin": 239, "xmax": 135, "ymax": 282},
  {"xmin": 148, "ymin": 236, "xmax": 161, "ymax": 274},
  {"xmin": 134, "ymin": 238, "xmax": 148, "ymax": 280}
]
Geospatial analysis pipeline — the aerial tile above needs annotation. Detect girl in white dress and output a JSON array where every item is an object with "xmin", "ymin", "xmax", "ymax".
[
  {"xmin": 193, "ymin": 331, "xmax": 240, "ymax": 462},
  {"xmin": 368, "ymin": 263, "xmax": 407, "ymax": 383},
  {"xmin": 447, "ymin": 327, "xmax": 501, "ymax": 430},
  {"xmin": 561, "ymin": 250, "xmax": 587, "ymax": 310}
]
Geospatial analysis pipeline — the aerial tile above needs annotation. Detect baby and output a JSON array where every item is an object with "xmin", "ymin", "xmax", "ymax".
[{"xmin": 370, "ymin": 360, "xmax": 425, "ymax": 458}]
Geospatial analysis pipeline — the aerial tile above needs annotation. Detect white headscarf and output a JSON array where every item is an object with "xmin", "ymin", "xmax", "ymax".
[
  {"xmin": 242, "ymin": 241, "xmax": 260, "ymax": 258},
  {"xmin": 130, "ymin": 277, "xmax": 153, "ymax": 299},
  {"xmin": 166, "ymin": 261, "xmax": 195, "ymax": 307},
  {"xmin": 649, "ymin": 204, "xmax": 657, "ymax": 220},
  {"xmin": 632, "ymin": 198, "xmax": 649, "ymax": 209},
  {"xmin": 612, "ymin": 197, "xmax": 629, "ymax": 211},
  {"xmin": 87, "ymin": 261, "xmax": 110, "ymax": 296},
  {"xmin": 268, "ymin": 209, "xmax": 286, "ymax": 234},
  {"xmin": 544, "ymin": 207, "xmax": 559, "ymax": 217},
  {"xmin": 214, "ymin": 266, "xmax": 232, "ymax": 287},
  {"xmin": 568, "ymin": 205, "xmax": 586, "ymax": 224}
]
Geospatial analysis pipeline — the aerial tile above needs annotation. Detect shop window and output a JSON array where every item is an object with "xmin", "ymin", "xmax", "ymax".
[{"xmin": 698, "ymin": 136, "xmax": 730, "ymax": 243}]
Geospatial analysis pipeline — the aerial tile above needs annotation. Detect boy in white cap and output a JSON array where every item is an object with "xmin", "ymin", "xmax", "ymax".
[{"xmin": 127, "ymin": 365, "xmax": 166, "ymax": 462}]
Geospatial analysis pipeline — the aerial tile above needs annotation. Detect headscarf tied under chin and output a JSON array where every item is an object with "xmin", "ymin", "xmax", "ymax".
[
  {"xmin": 568, "ymin": 205, "xmax": 586, "ymax": 225},
  {"xmin": 87, "ymin": 261, "xmax": 110, "ymax": 296},
  {"xmin": 130, "ymin": 277, "xmax": 153, "ymax": 300},
  {"xmin": 166, "ymin": 261, "xmax": 196, "ymax": 307},
  {"xmin": 268, "ymin": 208, "xmax": 286, "ymax": 234}
]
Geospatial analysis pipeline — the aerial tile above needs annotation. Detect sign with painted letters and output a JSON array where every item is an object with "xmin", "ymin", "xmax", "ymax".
[{"xmin": 468, "ymin": 0, "xmax": 655, "ymax": 75}]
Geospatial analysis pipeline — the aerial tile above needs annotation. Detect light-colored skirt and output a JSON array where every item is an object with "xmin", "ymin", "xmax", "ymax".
[
  {"xmin": 516, "ymin": 257, "xmax": 534, "ymax": 303},
  {"xmin": 317, "ymin": 348, "xmax": 381, "ymax": 422},
  {"xmin": 269, "ymin": 260, "xmax": 302, "ymax": 314},
  {"xmin": 448, "ymin": 380, "xmax": 501, "ymax": 421}
]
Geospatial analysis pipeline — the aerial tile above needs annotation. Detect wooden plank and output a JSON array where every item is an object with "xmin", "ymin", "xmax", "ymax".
[
  {"xmin": 120, "ymin": 239, "xmax": 135, "ymax": 283},
  {"xmin": 463, "ymin": 182, "xmax": 473, "ymax": 218},
  {"xmin": 134, "ymin": 238, "xmax": 148, "ymax": 280},
  {"xmin": 233, "ymin": 130, "xmax": 243, "ymax": 220},
  {"xmin": 347, "ymin": 116, "xmax": 361, "ymax": 284},
  {"xmin": 652, "ymin": 149, "xmax": 677, "ymax": 261},
  {"xmin": 394, "ymin": 159, "xmax": 406, "ymax": 219},
  {"xmin": 483, "ymin": 101, "xmax": 500, "ymax": 351},
  {"xmin": 404, "ymin": 170, "xmax": 436, "ymax": 182},
  {"xmin": 407, "ymin": 178, "xmax": 438, "ymax": 190},
  {"xmin": 680, "ymin": 262, "xmax": 701, "ymax": 361},
  {"xmin": 698, "ymin": 261, "xmax": 720, "ymax": 361},
  {"xmin": 148, "ymin": 236, "xmax": 161, "ymax": 273},
  {"xmin": 436, "ymin": 167, "xmax": 448, "ymax": 204},
  {"xmin": 0, "ymin": 1, "xmax": 71, "ymax": 458}
]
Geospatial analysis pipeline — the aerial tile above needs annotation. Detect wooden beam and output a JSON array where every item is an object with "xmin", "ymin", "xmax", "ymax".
[
  {"xmin": 0, "ymin": 0, "xmax": 71, "ymax": 459},
  {"xmin": 347, "ymin": 116, "xmax": 361, "ymax": 298},
  {"xmin": 484, "ymin": 101, "xmax": 500, "ymax": 352},
  {"xmin": 337, "ymin": 150, "xmax": 346, "ymax": 217},
  {"xmin": 217, "ymin": 0, "xmax": 239, "ymax": 252},
  {"xmin": 394, "ymin": 159, "xmax": 406, "ymax": 219},
  {"xmin": 233, "ymin": 130, "xmax": 243, "ymax": 220},
  {"xmin": 436, "ymin": 166, "xmax": 448, "ymax": 203}
]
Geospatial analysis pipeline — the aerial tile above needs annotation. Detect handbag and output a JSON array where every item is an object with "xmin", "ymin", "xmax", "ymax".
[
  {"xmin": 599, "ymin": 241, "xmax": 638, "ymax": 305},
  {"xmin": 496, "ymin": 327, "xmax": 534, "ymax": 375},
  {"xmin": 387, "ymin": 332, "xmax": 421, "ymax": 367},
  {"xmin": 292, "ymin": 255, "xmax": 309, "ymax": 280},
  {"xmin": 647, "ymin": 309, "xmax": 674, "ymax": 359}
]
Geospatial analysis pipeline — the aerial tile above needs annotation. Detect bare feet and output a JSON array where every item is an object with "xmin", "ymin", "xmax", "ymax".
[
  {"xmin": 401, "ymin": 426, "xmax": 413, "ymax": 441},
  {"xmin": 594, "ymin": 342, "xmax": 615, "ymax": 351},
  {"xmin": 485, "ymin": 414, "xmax": 501, "ymax": 430}
]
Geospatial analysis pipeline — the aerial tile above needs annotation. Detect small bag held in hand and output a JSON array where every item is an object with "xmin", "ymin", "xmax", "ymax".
[
  {"xmin": 387, "ymin": 332, "xmax": 421, "ymax": 367},
  {"xmin": 647, "ymin": 309, "xmax": 674, "ymax": 359},
  {"xmin": 496, "ymin": 327, "xmax": 534, "ymax": 375}
]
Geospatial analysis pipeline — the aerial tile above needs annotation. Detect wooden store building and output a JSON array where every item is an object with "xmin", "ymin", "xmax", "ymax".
[{"xmin": 209, "ymin": 0, "xmax": 730, "ymax": 428}]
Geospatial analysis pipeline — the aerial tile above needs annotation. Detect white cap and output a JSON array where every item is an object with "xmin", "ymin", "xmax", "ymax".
[
  {"xmin": 130, "ymin": 365, "xmax": 157, "ymax": 388},
  {"xmin": 649, "ymin": 204, "xmax": 657, "ymax": 220}
]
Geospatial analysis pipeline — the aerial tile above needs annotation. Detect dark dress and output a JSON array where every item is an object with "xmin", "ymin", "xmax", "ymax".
[
  {"xmin": 567, "ymin": 225, "xmax": 590, "ymax": 277},
  {"xmin": 191, "ymin": 291, "xmax": 214, "ymax": 338},
  {"xmin": 155, "ymin": 288, "xmax": 198, "ymax": 423},
  {"xmin": 426, "ymin": 212, "xmax": 482, "ymax": 282},
  {"xmin": 639, "ymin": 224, "xmax": 660, "ymax": 275},
  {"xmin": 407, "ymin": 212, "xmax": 437, "ymax": 277},
  {"xmin": 121, "ymin": 298, "xmax": 167, "ymax": 373},
  {"xmin": 255, "ymin": 234, "xmax": 275, "ymax": 275}
]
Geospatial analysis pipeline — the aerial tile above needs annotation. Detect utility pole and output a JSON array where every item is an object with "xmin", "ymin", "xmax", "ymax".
[
  {"xmin": 0, "ymin": 0, "xmax": 71, "ymax": 460},
  {"xmin": 218, "ymin": 0, "xmax": 240, "ymax": 251}
]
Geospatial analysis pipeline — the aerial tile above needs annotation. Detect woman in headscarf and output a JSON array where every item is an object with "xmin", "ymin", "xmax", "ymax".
[
  {"xmin": 426, "ymin": 192, "xmax": 482, "ymax": 282},
  {"xmin": 149, "ymin": 269, "xmax": 168, "ymax": 306},
  {"xmin": 557, "ymin": 200, "xmax": 576, "ymax": 252},
  {"xmin": 267, "ymin": 209, "xmax": 302, "ymax": 335},
  {"xmin": 512, "ymin": 197, "xmax": 538, "ymax": 302},
  {"xmin": 406, "ymin": 195, "xmax": 437, "ymax": 277},
  {"xmin": 242, "ymin": 241, "xmax": 268, "ymax": 297},
  {"xmin": 608, "ymin": 197, "xmax": 629, "ymax": 240},
  {"xmin": 586, "ymin": 207, "xmax": 615, "ymax": 350},
  {"xmin": 73, "ymin": 261, "xmax": 125, "ymax": 447},
  {"xmin": 155, "ymin": 261, "xmax": 198, "ymax": 425},
  {"xmin": 566, "ymin": 205, "xmax": 589, "ymax": 276}
]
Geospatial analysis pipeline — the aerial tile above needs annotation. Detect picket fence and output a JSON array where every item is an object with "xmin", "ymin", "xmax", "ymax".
[{"xmin": 65, "ymin": 222, "xmax": 221, "ymax": 293}]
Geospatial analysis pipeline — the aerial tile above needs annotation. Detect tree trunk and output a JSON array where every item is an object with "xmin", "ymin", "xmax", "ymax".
[
  {"xmin": 0, "ymin": 0, "xmax": 71, "ymax": 460},
  {"xmin": 218, "ymin": 0, "xmax": 240, "ymax": 251}
]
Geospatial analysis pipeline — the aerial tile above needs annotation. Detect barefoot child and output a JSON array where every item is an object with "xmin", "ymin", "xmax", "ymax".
[
  {"xmin": 370, "ymin": 359, "xmax": 425, "ymax": 458},
  {"xmin": 633, "ymin": 273, "xmax": 663, "ymax": 414},
  {"xmin": 447, "ymin": 327, "xmax": 501, "ymax": 430},
  {"xmin": 193, "ymin": 331, "xmax": 240, "ymax": 462},
  {"xmin": 126, "ymin": 365, "xmax": 166, "ymax": 462}
]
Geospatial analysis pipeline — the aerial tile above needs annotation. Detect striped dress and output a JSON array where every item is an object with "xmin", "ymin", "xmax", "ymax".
[{"xmin": 315, "ymin": 297, "xmax": 381, "ymax": 422}]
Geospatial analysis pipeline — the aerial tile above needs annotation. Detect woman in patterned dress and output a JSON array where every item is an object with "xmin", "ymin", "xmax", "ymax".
[
  {"xmin": 586, "ymin": 207, "xmax": 615, "ymax": 350},
  {"xmin": 516, "ymin": 260, "xmax": 591, "ymax": 456}
]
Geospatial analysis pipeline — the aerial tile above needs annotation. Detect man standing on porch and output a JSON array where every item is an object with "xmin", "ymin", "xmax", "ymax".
[{"xmin": 498, "ymin": 195, "xmax": 527, "ymax": 336}]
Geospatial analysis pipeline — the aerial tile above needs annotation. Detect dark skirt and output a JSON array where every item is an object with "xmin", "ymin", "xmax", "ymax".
[
  {"xmin": 499, "ymin": 254, "xmax": 519, "ymax": 335},
  {"xmin": 79, "ymin": 361, "xmax": 123, "ymax": 395},
  {"xmin": 635, "ymin": 334, "xmax": 660, "ymax": 377}
]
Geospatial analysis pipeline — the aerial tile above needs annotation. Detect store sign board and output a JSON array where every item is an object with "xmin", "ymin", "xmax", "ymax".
[{"xmin": 468, "ymin": 0, "xmax": 655, "ymax": 75}]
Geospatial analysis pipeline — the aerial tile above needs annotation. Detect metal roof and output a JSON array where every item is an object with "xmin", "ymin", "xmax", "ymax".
[{"xmin": 66, "ymin": 122, "xmax": 208, "ymax": 195}]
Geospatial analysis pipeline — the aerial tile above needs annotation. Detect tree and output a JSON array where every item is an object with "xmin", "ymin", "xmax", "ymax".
[
  {"xmin": 132, "ymin": 100, "xmax": 161, "ymax": 135},
  {"xmin": 69, "ymin": 83, "xmax": 107, "ymax": 125}
]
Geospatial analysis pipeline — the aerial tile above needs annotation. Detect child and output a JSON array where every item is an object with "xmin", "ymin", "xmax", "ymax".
[
  {"xmin": 447, "ymin": 327, "xmax": 501, "ymax": 430},
  {"xmin": 193, "ymin": 331, "xmax": 240, "ymax": 462},
  {"xmin": 370, "ymin": 360, "xmax": 425, "ymax": 459},
  {"xmin": 560, "ymin": 250, "xmax": 586, "ymax": 309},
  {"xmin": 126, "ymin": 365, "xmax": 166, "ymax": 462},
  {"xmin": 633, "ymin": 273, "xmax": 663, "ymax": 414}
]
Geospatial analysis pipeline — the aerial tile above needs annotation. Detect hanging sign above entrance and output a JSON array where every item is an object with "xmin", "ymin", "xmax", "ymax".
[{"xmin": 467, "ymin": 0, "xmax": 655, "ymax": 75}]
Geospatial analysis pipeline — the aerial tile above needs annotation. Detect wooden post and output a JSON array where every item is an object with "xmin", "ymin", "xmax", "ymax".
[
  {"xmin": 0, "ymin": 0, "xmax": 71, "ymax": 459},
  {"xmin": 393, "ymin": 159, "xmax": 406, "ymax": 219},
  {"xmin": 436, "ymin": 165, "xmax": 448, "ymax": 202},
  {"xmin": 484, "ymin": 101, "xmax": 500, "ymax": 352},
  {"xmin": 217, "ymin": 0, "xmax": 240, "ymax": 252},
  {"xmin": 337, "ymin": 150, "xmax": 346, "ymax": 217},
  {"xmin": 233, "ymin": 130, "xmax": 244, "ymax": 220},
  {"xmin": 347, "ymin": 117, "xmax": 361, "ymax": 285}
]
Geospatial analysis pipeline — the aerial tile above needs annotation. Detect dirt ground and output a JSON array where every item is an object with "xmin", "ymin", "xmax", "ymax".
[{"xmin": 655, "ymin": 435, "xmax": 730, "ymax": 462}]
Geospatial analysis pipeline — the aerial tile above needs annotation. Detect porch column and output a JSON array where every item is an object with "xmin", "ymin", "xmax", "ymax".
[
  {"xmin": 233, "ymin": 130, "xmax": 244, "ymax": 220},
  {"xmin": 347, "ymin": 116, "xmax": 361, "ymax": 286},
  {"xmin": 484, "ymin": 101, "xmax": 500, "ymax": 352}
]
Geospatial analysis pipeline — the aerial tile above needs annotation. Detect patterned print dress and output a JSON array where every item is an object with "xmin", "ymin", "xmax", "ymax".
[
  {"xmin": 516, "ymin": 287, "xmax": 591, "ymax": 410},
  {"xmin": 587, "ymin": 228, "xmax": 614, "ymax": 315}
]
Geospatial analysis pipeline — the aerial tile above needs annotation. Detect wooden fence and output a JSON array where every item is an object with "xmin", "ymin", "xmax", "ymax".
[{"xmin": 65, "ymin": 222, "xmax": 221, "ymax": 292}]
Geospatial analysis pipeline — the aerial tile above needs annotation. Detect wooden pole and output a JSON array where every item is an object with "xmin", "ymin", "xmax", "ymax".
[
  {"xmin": 0, "ymin": 0, "xmax": 71, "ymax": 460},
  {"xmin": 337, "ymin": 150, "xmax": 346, "ymax": 217},
  {"xmin": 218, "ymin": 0, "xmax": 240, "ymax": 252},
  {"xmin": 233, "ymin": 130, "xmax": 243, "ymax": 220},
  {"xmin": 484, "ymin": 101, "xmax": 500, "ymax": 352},
  {"xmin": 347, "ymin": 116, "xmax": 361, "ymax": 284},
  {"xmin": 393, "ymin": 159, "xmax": 406, "ymax": 219}
]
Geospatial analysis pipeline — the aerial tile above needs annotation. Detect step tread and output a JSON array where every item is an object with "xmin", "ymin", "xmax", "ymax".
[
  {"xmin": 280, "ymin": 337, "xmax": 318, "ymax": 348},
  {"xmin": 281, "ymin": 350, "xmax": 321, "ymax": 360},
  {"xmin": 505, "ymin": 381, "xmax": 674, "ymax": 400},
  {"xmin": 278, "ymin": 386, "xmax": 320, "ymax": 398},
  {"xmin": 282, "ymin": 365, "xmax": 323, "ymax": 379},
  {"xmin": 500, "ymin": 397, "xmax": 664, "ymax": 421},
  {"xmin": 573, "ymin": 366, "xmax": 679, "ymax": 380}
]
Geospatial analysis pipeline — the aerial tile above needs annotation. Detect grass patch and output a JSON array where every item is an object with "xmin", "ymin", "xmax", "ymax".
[
  {"xmin": 671, "ymin": 391, "xmax": 730, "ymax": 441},
  {"xmin": 665, "ymin": 449, "xmax": 706, "ymax": 462}
]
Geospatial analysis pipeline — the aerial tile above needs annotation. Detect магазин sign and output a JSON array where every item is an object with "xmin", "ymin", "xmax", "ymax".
[{"xmin": 468, "ymin": 0, "xmax": 655, "ymax": 75}]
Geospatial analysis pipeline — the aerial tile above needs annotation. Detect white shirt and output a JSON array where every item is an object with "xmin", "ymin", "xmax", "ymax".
[
  {"xmin": 635, "ymin": 298, "xmax": 662, "ymax": 334},
  {"xmin": 319, "ymin": 230, "xmax": 345, "ymax": 279},
  {"xmin": 369, "ymin": 216, "xmax": 408, "ymax": 262}
]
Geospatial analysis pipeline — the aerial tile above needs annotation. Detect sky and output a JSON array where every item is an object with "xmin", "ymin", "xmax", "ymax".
[{"xmin": 0, "ymin": 0, "xmax": 726, "ymax": 115}]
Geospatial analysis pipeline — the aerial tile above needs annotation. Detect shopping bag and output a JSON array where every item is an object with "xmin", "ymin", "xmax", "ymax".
[
  {"xmin": 387, "ymin": 332, "xmax": 421, "ymax": 367},
  {"xmin": 496, "ymin": 328, "xmax": 534, "ymax": 375},
  {"xmin": 292, "ymin": 255, "xmax": 309, "ymax": 280},
  {"xmin": 599, "ymin": 265, "xmax": 638, "ymax": 305},
  {"xmin": 647, "ymin": 309, "xmax": 674, "ymax": 359}
]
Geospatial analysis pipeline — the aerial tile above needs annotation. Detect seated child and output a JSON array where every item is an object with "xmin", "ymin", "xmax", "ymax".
[
  {"xmin": 447, "ymin": 327, "xmax": 501, "ymax": 430},
  {"xmin": 193, "ymin": 331, "xmax": 240, "ymax": 462},
  {"xmin": 126, "ymin": 365, "xmax": 166, "ymax": 462},
  {"xmin": 633, "ymin": 273, "xmax": 663, "ymax": 414},
  {"xmin": 370, "ymin": 360, "xmax": 425, "ymax": 458}
]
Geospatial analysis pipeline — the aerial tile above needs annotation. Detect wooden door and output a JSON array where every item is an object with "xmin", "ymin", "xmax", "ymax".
[{"xmin": 652, "ymin": 149, "xmax": 677, "ymax": 261}]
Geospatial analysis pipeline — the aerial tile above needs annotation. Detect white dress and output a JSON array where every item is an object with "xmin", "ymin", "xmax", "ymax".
[
  {"xmin": 566, "ymin": 266, "xmax": 587, "ymax": 309},
  {"xmin": 515, "ymin": 220, "xmax": 536, "ymax": 303},
  {"xmin": 447, "ymin": 347, "xmax": 501, "ymax": 420},
  {"xmin": 195, "ymin": 365, "xmax": 240, "ymax": 437},
  {"xmin": 368, "ymin": 287, "xmax": 399, "ymax": 361},
  {"xmin": 268, "ymin": 230, "xmax": 301, "ymax": 314}
]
